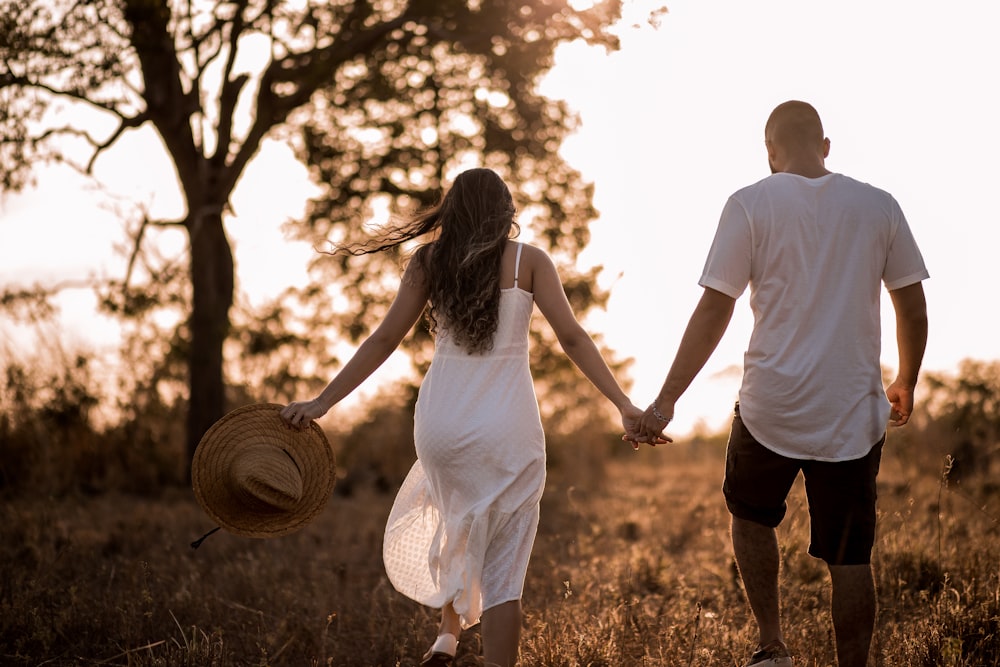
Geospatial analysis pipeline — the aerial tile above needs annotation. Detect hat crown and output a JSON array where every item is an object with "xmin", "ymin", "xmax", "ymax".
[
  {"xmin": 229, "ymin": 442, "xmax": 303, "ymax": 513},
  {"xmin": 192, "ymin": 403, "xmax": 335, "ymax": 538}
]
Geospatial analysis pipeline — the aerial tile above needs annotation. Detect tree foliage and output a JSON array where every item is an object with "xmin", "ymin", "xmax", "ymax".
[{"xmin": 1, "ymin": 0, "xmax": 631, "ymax": 463}]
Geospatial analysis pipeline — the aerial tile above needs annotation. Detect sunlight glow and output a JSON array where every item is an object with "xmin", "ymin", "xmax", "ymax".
[
  {"xmin": 1, "ymin": 0, "xmax": 996, "ymax": 437},
  {"xmin": 474, "ymin": 87, "xmax": 510, "ymax": 108}
]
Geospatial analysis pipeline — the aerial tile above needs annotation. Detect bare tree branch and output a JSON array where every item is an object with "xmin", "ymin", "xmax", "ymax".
[
  {"xmin": 213, "ymin": 3, "xmax": 250, "ymax": 169},
  {"xmin": 84, "ymin": 112, "xmax": 149, "ymax": 173},
  {"xmin": 5, "ymin": 74, "xmax": 128, "ymax": 116}
]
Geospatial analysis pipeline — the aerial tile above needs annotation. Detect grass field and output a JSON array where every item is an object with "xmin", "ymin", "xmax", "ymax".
[{"xmin": 2, "ymin": 434, "xmax": 999, "ymax": 666}]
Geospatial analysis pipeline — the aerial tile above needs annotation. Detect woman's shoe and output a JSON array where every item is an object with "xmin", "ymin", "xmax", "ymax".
[
  {"xmin": 420, "ymin": 633, "xmax": 458, "ymax": 666},
  {"xmin": 420, "ymin": 653, "xmax": 454, "ymax": 667}
]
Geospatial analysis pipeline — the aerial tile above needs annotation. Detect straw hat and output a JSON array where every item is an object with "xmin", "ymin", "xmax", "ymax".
[{"xmin": 192, "ymin": 403, "xmax": 336, "ymax": 538}]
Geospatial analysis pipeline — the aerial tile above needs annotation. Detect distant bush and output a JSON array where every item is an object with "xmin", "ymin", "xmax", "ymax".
[
  {"xmin": 921, "ymin": 359, "xmax": 1000, "ymax": 483},
  {"xmin": 0, "ymin": 339, "xmax": 637, "ymax": 500},
  {"xmin": 0, "ymin": 346, "xmax": 188, "ymax": 497}
]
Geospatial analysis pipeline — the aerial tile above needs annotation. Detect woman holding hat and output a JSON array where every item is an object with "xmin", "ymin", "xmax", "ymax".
[{"xmin": 280, "ymin": 168, "xmax": 657, "ymax": 667}]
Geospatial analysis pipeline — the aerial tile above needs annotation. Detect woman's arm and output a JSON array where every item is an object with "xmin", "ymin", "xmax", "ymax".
[
  {"xmin": 281, "ymin": 261, "xmax": 429, "ymax": 428},
  {"xmin": 530, "ymin": 248, "xmax": 656, "ymax": 444}
]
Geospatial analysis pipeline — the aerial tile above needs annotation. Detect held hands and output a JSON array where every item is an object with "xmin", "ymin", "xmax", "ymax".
[
  {"xmin": 630, "ymin": 400, "xmax": 674, "ymax": 446},
  {"xmin": 280, "ymin": 398, "xmax": 330, "ymax": 430},
  {"xmin": 621, "ymin": 402, "xmax": 672, "ymax": 450}
]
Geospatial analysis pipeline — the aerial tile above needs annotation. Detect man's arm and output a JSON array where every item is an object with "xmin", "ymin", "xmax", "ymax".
[
  {"xmin": 637, "ymin": 287, "xmax": 736, "ymax": 438},
  {"xmin": 886, "ymin": 281, "xmax": 928, "ymax": 426}
]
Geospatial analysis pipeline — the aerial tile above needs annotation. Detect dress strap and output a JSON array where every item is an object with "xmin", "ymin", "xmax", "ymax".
[{"xmin": 513, "ymin": 242, "xmax": 524, "ymax": 289}]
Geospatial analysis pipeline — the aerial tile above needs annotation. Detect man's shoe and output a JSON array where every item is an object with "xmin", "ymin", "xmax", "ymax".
[{"xmin": 744, "ymin": 639, "xmax": 793, "ymax": 667}]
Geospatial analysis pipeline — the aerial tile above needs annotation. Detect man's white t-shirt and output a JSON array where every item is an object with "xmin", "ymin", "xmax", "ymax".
[{"xmin": 700, "ymin": 172, "xmax": 929, "ymax": 461}]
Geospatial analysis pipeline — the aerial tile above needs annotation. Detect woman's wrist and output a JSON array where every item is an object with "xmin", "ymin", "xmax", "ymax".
[
  {"xmin": 314, "ymin": 395, "xmax": 335, "ymax": 414},
  {"xmin": 607, "ymin": 391, "xmax": 630, "ymax": 412}
]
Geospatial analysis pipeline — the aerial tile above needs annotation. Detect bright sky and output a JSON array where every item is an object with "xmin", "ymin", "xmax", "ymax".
[{"xmin": 1, "ymin": 0, "xmax": 997, "ymax": 436}]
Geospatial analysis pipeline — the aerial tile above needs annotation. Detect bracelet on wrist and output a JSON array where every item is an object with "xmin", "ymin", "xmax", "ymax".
[{"xmin": 649, "ymin": 402, "xmax": 671, "ymax": 424}]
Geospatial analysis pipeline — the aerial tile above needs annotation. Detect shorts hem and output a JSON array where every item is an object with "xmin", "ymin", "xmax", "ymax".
[
  {"xmin": 808, "ymin": 545, "xmax": 872, "ymax": 566},
  {"xmin": 724, "ymin": 496, "xmax": 784, "ymax": 528}
]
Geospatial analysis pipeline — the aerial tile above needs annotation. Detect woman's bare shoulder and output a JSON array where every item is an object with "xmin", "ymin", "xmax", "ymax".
[
  {"xmin": 519, "ymin": 242, "xmax": 557, "ymax": 271},
  {"xmin": 513, "ymin": 241, "xmax": 550, "ymax": 263},
  {"xmin": 402, "ymin": 245, "xmax": 432, "ymax": 288}
]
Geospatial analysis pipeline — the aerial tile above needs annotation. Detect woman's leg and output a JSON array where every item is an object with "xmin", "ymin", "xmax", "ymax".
[
  {"xmin": 437, "ymin": 602, "xmax": 462, "ymax": 639},
  {"xmin": 422, "ymin": 603, "xmax": 461, "ymax": 664},
  {"xmin": 481, "ymin": 599, "xmax": 521, "ymax": 667}
]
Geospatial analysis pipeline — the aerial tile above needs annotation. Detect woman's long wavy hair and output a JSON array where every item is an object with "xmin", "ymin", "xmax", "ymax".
[{"xmin": 342, "ymin": 168, "xmax": 518, "ymax": 354}]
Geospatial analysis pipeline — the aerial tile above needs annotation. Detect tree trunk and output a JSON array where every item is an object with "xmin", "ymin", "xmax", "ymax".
[{"xmin": 185, "ymin": 210, "xmax": 234, "ymax": 475}]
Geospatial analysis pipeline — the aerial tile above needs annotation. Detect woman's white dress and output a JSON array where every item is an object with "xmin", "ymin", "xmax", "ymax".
[{"xmin": 382, "ymin": 243, "xmax": 545, "ymax": 628}]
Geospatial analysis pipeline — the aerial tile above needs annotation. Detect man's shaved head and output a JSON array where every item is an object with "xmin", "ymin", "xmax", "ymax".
[{"xmin": 765, "ymin": 101, "xmax": 825, "ymax": 150}]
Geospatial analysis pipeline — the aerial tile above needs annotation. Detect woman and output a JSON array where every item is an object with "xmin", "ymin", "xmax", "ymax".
[{"xmin": 280, "ymin": 168, "xmax": 657, "ymax": 666}]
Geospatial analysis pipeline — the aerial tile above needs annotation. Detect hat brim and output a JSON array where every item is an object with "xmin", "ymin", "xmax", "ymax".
[{"xmin": 192, "ymin": 403, "xmax": 336, "ymax": 538}]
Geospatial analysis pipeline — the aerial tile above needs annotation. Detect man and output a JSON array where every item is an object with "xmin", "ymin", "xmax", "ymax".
[{"xmin": 637, "ymin": 101, "xmax": 928, "ymax": 667}]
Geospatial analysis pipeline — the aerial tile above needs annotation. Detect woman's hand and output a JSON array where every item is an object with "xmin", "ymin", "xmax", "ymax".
[{"xmin": 280, "ymin": 399, "xmax": 330, "ymax": 430}]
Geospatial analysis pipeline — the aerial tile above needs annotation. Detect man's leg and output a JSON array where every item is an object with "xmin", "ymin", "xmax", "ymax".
[
  {"xmin": 732, "ymin": 516, "xmax": 784, "ymax": 646},
  {"xmin": 803, "ymin": 438, "xmax": 883, "ymax": 667},
  {"xmin": 828, "ymin": 564, "xmax": 875, "ymax": 667},
  {"xmin": 481, "ymin": 599, "xmax": 521, "ymax": 667}
]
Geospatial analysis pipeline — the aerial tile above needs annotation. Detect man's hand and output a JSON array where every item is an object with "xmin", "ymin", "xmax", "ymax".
[{"xmin": 885, "ymin": 380, "xmax": 914, "ymax": 427}]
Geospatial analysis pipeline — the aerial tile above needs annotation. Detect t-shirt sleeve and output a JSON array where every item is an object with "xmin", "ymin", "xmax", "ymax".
[
  {"xmin": 698, "ymin": 196, "xmax": 752, "ymax": 299},
  {"xmin": 883, "ymin": 197, "xmax": 930, "ymax": 290}
]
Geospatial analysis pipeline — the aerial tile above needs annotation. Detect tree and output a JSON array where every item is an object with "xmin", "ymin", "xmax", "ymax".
[{"xmin": 0, "ymin": 0, "xmax": 627, "ymax": 466}]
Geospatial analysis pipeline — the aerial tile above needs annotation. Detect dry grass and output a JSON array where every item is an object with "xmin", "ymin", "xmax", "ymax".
[{"xmin": 2, "ymin": 435, "xmax": 998, "ymax": 666}]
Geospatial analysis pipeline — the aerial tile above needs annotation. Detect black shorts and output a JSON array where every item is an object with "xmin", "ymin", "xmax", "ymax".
[{"xmin": 722, "ymin": 403, "xmax": 884, "ymax": 566}]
